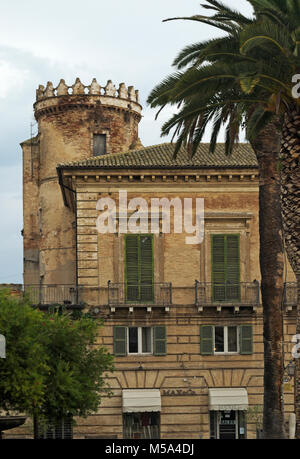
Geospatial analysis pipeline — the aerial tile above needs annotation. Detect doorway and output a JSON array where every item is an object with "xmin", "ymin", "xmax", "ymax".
[{"xmin": 210, "ymin": 410, "xmax": 246, "ymax": 439}]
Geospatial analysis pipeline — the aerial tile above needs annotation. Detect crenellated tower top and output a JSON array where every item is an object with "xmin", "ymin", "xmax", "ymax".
[{"xmin": 34, "ymin": 77, "xmax": 142, "ymax": 121}]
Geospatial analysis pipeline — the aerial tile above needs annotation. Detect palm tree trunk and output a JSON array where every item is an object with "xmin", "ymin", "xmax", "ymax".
[
  {"xmin": 281, "ymin": 110, "xmax": 300, "ymax": 437},
  {"xmin": 251, "ymin": 121, "xmax": 286, "ymax": 439}
]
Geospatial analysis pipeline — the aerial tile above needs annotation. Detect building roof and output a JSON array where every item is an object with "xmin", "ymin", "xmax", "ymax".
[{"xmin": 57, "ymin": 142, "xmax": 258, "ymax": 170}]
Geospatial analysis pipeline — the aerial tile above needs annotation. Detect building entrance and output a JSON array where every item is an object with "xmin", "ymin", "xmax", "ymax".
[
  {"xmin": 219, "ymin": 411, "xmax": 237, "ymax": 439},
  {"xmin": 210, "ymin": 410, "xmax": 246, "ymax": 439}
]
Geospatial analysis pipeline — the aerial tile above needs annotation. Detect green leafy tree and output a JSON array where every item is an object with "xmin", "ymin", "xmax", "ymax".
[
  {"xmin": 36, "ymin": 311, "xmax": 114, "ymax": 436},
  {"xmin": 147, "ymin": 0, "xmax": 300, "ymax": 438},
  {"xmin": 0, "ymin": 289, "xmax": 48, "ymax": 415},
  {"xmin": 0, "ymin": 290, "xmax": 114, "ymax": 438}
]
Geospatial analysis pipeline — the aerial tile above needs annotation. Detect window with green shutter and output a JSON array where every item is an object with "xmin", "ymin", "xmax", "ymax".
[
  {"xmin": 153, "ymin": 326, "xmax": 167, "ymax": 356},
  {"xmin": 125, "ymin": 234, "xmax": 154, "ymax": 302},
  {"xmin": 200, "ymin": 325, "xmax": 214, "ymax": 355},
  {"xmin": 211, "ymin": 234, "xmax": 240, "ymax": 302},
  {"xmin": 200, "ymin": 325, "xmax": 253, "ymax": 356},
  {"xmin": 114, "ymin": 326, "xmax": 127, "ymax": 356},
  {"xmin": 114, "ymin": 326, "xmax": 166, "ymax": 356},
  {"xmin": 240, "ymin": 325, "xmax": 253, "ymax": 355}
]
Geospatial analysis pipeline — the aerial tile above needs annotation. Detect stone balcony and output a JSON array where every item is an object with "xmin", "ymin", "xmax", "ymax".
[
  {"xmin": 195, "ymin": 281, "xmax": 260, "ymax": 313},
  {"xmin": 107, "ymin": 281, "xmax": 172, "ymax": 313}
]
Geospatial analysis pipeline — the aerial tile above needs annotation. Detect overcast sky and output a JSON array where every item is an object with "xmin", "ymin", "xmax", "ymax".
[{"xmin": 0, "ymin": 0, "xmax": 253, "ymax": 284}]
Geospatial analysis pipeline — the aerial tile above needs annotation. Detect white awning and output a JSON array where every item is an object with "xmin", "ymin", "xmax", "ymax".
[
  {"xmin": 209, "ymin": 388, "xmax": 248, "ymax": 411},
  {"xmin": 122, "ymin": 389, "xmax": 161, "ymax": 413}
]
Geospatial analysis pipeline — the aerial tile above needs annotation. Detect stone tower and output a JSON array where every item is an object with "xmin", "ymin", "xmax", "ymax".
[{"xmin": 21, "ymin": 78, "xmax": 142, "ymax": 287}]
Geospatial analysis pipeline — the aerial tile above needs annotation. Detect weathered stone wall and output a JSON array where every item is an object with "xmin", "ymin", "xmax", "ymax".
[
  {"xmin": 22, "ymin": 78, "xmax": 142, "ymax": 285},
  {"xmin": 21, "ymin": 137, "xmax": 40, "ymax": 285}
]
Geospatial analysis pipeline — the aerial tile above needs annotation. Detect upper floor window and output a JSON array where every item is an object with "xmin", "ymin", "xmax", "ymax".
[
  {"xmin": 128, "ymin": 327, "xmax": 152, "ymax": 354},
  {"xmin": 211, "ymin": 234, "xmax": 240, "ymax": 302},
  {"xmin": 214, "ymin": 325, "xmax": 238, "ymax": 354},
  {"xmin": 113, "ymin": 325, "xmax": 166, "ymax": 356},
  {"xmin": 125, "ymin": 234, "xmax": 154, "ymax": 303},
  {"xmin": 93, "ymin": 134, "xmax": 106, "ymax": 156},
  {"xmin": 200, "ymin": 325, "xmax": 253, "ymax": 356}
]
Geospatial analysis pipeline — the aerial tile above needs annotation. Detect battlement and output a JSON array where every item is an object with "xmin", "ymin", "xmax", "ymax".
[
  {"xmin": 34, "ymin": 77, "xmax": 142, "ymax": 121},
  {"xmin": 36, "ymin": 78, "xmax": 140, "ymax": 103}
]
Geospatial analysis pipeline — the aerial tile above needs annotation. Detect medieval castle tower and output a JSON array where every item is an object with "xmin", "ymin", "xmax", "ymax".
[{"xmin": 21, "ymin": 78, "xmax": 142, "ymax": 288}]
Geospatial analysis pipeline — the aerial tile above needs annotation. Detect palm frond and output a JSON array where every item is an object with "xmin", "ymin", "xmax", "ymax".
[
  {"xmin": 163, "ymin": 16, "xmax": 236, "ymax": 34},
  {"xmin": 240, "ymin": 20, "xmax": 294, "ymax": 65},
  {"xmin": 201, "ymin": 0, "xmax": 253, "ymax": 25},
  {"xmin": 147, "ymin": 72, "xmax": 184, "ymax": 108}
]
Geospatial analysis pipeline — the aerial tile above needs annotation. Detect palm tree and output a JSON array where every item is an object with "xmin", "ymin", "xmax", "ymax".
[{"xmin": 147, "ymin": 0, "xmax": 300, "ymax": 438}]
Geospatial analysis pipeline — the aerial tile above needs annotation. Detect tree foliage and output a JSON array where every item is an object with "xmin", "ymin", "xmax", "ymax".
[
  {"xmin": 0, "ymin": 289, "xmax": 114, "ymax": 428},
  {"xmin": 147, "ymin": 0, "xmax": 300, "ymax": 156},
  {"xmin": 0, "ymin": 289, "xmax": 47, "ymax": 414}
]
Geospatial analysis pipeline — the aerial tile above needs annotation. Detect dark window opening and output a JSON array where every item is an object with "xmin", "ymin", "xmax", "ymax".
[
  {"xmin": 128, "ymin": 327, "xmax": 152, "ymax": 354},
  {"xmin": 129, "ymin": 327, "xmax": 138, "ymax": 353},
  {"xmin": 93, "ymin": 134, "xmax": 107, "ymax": 156},
  {"xmin": 123, "ymin": 412, "xmax": 160, "ymax": 439}
]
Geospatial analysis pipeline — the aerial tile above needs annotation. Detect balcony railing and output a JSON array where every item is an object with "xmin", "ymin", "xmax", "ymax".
[
  {"xmin": 107, "ymin": 281, "xmax": 172, "ymax": 311},
  {"xmin": 20, "ymin": 281, "xmax": 299, "ymax": 313},
  {"xmin": 195, "ymin": 281, "xmax": 260, "ymax": 312},
  {"xmin": 24, "ymin": 285, "xmax": 80, "ymax": 307}
]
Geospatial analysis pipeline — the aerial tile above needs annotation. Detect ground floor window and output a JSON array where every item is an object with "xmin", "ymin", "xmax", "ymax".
[
  {"xmin": 123, "ymin": 412, "xmax": 160, "ymax": 439},
  {"xmin": 38, "ymin": 417, "xmax": 73, "ymax": 439},
  {"xmin": 210, "ymin": 410, "xmax": 246, "ymax": 439}
]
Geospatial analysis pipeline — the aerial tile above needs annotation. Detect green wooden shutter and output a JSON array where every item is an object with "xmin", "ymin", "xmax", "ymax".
[
  {"xmin": 240, "ymin": 325, "xmax": 253, "ymax": 355},
  {"xmin": 125, "ymin": 234, "xmax": 154, "ymax": 302},
  {"xmin": 153, "ymin": 326, "xmax": 166, "ymax": 356},
  {"xmin": 200, "ymin": 325, "xmax": 214, "ymax": 355},
  {"xmin": 212, "ymin": 235, "xmax": 226, "ymax": 301},
  {"xmin": 140, "ymin": 235, "xmax": 154, "ymax": 301},
  {"xmin": 114, "ymin": 326, "xmax": 127, "ymax": 356},
  {"xmin": 211, "ymin": 234, "xmax": 240, "ymax": 301},
  {"xmin": 226, "ymin": 235, "xmax": 240, "ymax": 300},
  {"xmin": 125, "ymin": 235, "xmax": 139, "ymax": 301}
]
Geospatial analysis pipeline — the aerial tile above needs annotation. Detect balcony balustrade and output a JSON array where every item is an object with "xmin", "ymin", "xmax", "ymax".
[
  {"xmin": 195, "ymin": 281, "xmax": 260, "ymax": 312},
  {"xmin": 107, "ymin": 281, "xmax": 172, "ymax": 312}
]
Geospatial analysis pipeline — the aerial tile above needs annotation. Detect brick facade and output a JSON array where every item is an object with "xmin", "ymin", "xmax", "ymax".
[{"xmin": 16, "ymin": 78, "xmax": 297, "ymax": 439}]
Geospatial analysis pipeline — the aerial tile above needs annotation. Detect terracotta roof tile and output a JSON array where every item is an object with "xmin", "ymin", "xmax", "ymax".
[{"xmin": 58, "ymin": 142, "xmax": 258, "ymax": 170}]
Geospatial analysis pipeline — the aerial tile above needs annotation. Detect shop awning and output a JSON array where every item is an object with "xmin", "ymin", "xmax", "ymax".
[
  {"xmin": 209, "ymin": 388, "xmax": 248, "ymax": 411},
  {"xmin": 122, "ymin": 389, "xmax": 161, "ymax": 413}
]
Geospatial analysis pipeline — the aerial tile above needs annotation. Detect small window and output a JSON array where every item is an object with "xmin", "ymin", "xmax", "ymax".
[
  {"xmin": 128, "ymin": 327, "xmax": 153, "ymax": 354},
  {"xmin": 214, "ymin": 326, "xmax": 238, "ymax": 354},
  {"xmin": 114, "ymin": 325, "xmax": 166, "ymax": 357},
  {"xmin": 93, "ymin": 134, "xmax": 106, "ymax": 156},
  {"xmin": 200, "ymin": 325, "xmax": 253, "ymax": 356}
]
